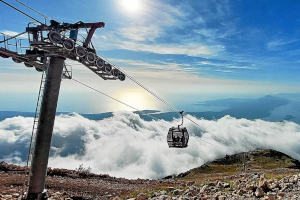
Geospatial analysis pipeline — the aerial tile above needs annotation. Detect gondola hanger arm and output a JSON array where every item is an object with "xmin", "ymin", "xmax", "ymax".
[{"xmin": 178, "ymin": 110, "xmax": 184, "ymax": 128}]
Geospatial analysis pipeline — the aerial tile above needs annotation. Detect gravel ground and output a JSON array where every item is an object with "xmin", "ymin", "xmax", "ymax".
[{"xmin": 0, "ymin": 162, "xmax": 180, "ymax": 199}]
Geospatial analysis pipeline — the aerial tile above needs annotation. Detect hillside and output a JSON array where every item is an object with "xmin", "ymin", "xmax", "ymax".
[{"xmin": 0, "ymin": 149, "xmax": 300, "ymax": 199}]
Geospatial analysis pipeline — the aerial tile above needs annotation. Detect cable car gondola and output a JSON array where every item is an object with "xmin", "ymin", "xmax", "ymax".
[{"xmin": 167, "ymin": 111, "xmax": 189, "ymax": 148}]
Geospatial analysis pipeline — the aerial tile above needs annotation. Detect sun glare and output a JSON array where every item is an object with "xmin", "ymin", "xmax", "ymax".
[
  {"xmin": 120, "ymin": 0, "xmax": 142, "ymax": 14},
  {"xmin": 112, "ymin": 89, "xmax": 156, "ymax": 111}
]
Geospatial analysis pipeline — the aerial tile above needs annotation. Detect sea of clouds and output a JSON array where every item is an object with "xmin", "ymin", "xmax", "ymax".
[{"xmin": 0, "ymin": 112, "xmax": 300, "ymax": 179}]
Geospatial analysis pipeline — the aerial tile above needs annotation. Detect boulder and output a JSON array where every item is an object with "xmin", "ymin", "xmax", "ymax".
[
  {"xmin": 255, "ymin": 187, "xmax": 264, "ymax": 197},
  {"xmin": 289, "ymin": 176, "xmax": 298, "ymax": 184},
  {"xmin": 177, "ymin": 196, "xmax": 190, "ymax": 200},
  {"xmin": 111, "ymin": 197, "xmax": 122, "ymax": 200},
  {"xmin": 157, "ymin": 195, "xmax": 171, "ymax": 200},
  {"xmin": 237, "ymin": 189, "xmax": 246, "ymax": 196},
  {"xmin": 223, "ymin": 182, "xmax": 230, "ymax": 188},
  {"xmin": 259, "ymin": 178, "xmax": 269, "ymax": 191},
  {"xmin": 166, "ymin": 187, "xmax": 175, "ymax": 192},
  {"xmin": 200, "ymin": 185, "xmax": 209, "ymax": 193},
  {"xmin": 172, "ymin": 189, "xmax": 183, "ymax": 196},
  {"xmin": 218, "ymin": 195, "xmax": 226, "ymax": 200},
  {"xmin": 2, "ymin": 195, "xmax": 13, "ymax": 199},
  {"xmin": 269, "ymin": 182, "xmax": 280, "ymax": 190},
  {"xmin": 12, "ymin": 193, "xmax": 20, "ymax": 198},
  {"xmin": 212, "ymin": 191, "xmax": 222, "ymax": 199},
  {"xmin": 136, "ymin": 193, "xmax": 147, "ymax": 200},
  {"xmin": 277, "ymin": 192, "xmax": 285, "ymax": 197},
  {"xmin": 267, "ymin": 192, "xmax": 276, "ymax": 200},
  {"xmin": 217, "ymin": 181, "xmax": 230, "ymax": 189},
  {"xmin": 187, "ymin": 181, "xmax": 196, "ymax": 186},
  {"xmin": 207, "ymin": 182, "xmax": 215, "ymax": 186},
  {"xmin": 246, "ymin": 184, "xmax": 256, "ymax": 191}
]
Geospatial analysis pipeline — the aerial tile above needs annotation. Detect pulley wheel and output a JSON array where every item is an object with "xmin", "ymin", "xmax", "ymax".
[
  {"xmin": 63, "ymin": 39, "xmax": 75, "ymax": 50},
  {"xmin": 48, "ymin": 31, "xmax": 62, "ymax": 44},
  {"xmin": 111, "ymin": 68, "xmax": 120, "ymax": 77},
  {"xmin": 118, "ymin": 72, "xmax": 126, "ymax": 81},
  {"xmin": 96, "ymin": 58, "xmax": 105, "ymax": 68},
  {"xmin": 35, "ymin": 67, "xmax": 43, "ymax": 72},
  {"xmin": 104, "ymin": 63, "xmax": 112, "ymax": 72},
  {"xmin": 24, "ymin": 63, "xmax": 33, "ymax": 68},
  {"xmin": 12, "ymin": 57, "xmax": 22, "ymax": 63},
  {"xmin": 75, "ymin": 46, "xmax": 86, "ymax": 58},
  {"xmin": 86, "ymin": 52, "xmax": 96, "ymax": 63}
]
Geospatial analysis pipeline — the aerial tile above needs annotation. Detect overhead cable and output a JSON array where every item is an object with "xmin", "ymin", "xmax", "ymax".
[
  {"xmin": 14, "ymin": 0, "xmax": 48, "ymax": 24},
  {"xmin": 97, "ymin": 55, "xmax": 180, "ymax": 113},
  {"xmin": 0, "ymin": 0, "xmax": 44, "ymax": 24},
  {"xmin": 97, "ymin": 56, "xmax": 228, "ymax": 144},
  {"xmin": 72, "ymin": 78, "xmax": 167, "ymax": 123},
  {"xmin": 71, "ymin": 77, "xmax": 215, "ymax": 146}
]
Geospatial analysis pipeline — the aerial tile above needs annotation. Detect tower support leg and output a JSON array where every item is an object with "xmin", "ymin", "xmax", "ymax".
[{"xmin": 27, "ymin": 57, "xmax": 65, "ymax": 199}]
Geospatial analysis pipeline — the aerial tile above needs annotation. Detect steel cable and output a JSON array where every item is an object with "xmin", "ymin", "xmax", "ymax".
[
  {"xmin": 0, "ymin": 0, "xmax": 44, "ymax": 24},
  {"xmin": 14, "ymin": 0, "xmax": 48, "ymax": 24},
  {"xmin": 95, "ymin": 56, "xmax": 229, "ymax": 144},
  {"xmin": 72, "ymin": 77, "xmax": 215, "ymax": 146}
]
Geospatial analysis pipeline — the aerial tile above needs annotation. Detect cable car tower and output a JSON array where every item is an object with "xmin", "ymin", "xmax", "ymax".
[{"xmin": 0, "ymin": 18, "xmax": 125, "ymax": 199}]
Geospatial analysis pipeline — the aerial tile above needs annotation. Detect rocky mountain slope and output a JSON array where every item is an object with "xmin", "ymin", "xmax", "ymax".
[{"xmin": 0, "ymin": 149, "xmax": 300, "ymax": 199}]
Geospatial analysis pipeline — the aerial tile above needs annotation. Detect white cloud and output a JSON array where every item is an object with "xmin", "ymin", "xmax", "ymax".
[
  {"xmin": 121, "ymin": 41, "xmax": 224, "ymax": 57},
  {"xmin": 119, "ymin": 25, "xmax": 162, "ymax": 42},
  {"xmin": 193, "ymin": 28, "xmax": 234, "ymax": 41},
  {"xmin": 116, "ymin": 0, "xmax": 182, "ymax": 42},
  {"xmin": 198, "ymin": 61, "xmax": 257, "ymax": 70},
  {"xmin": 112, "ymin": 0, "xmax": 184, "ymax": 43},
  {"xmin": 91, "ymin": 0, "xmax": 229, "ymax": 58},
  {"xmin": 214, "ymin": 69, "xmax": 233, "ymax": 73},
  {"xmin": 0, "ymin": 116, "xmax": 32, "ymax": 143},
  {"xmin": 0, "ymin": 30, "xmax": 27, "ymax": 38},
  {"xmin": 108, "ymin": 58, "xmax": 194, "ymax": 73},
  {"xmin": 1, "ymin": 113, "xmax": 300, "ymax": 179},
  {"xmin": 226, "ymin": 65, "xmax": 257, "ymax": 70},
  {"xmin": 266, "ymin": 39, "xmax": 299, "ymax": 51},
  {"xmin": 93, "ymin": 29, "xmax": 224, "ymax": 57}
]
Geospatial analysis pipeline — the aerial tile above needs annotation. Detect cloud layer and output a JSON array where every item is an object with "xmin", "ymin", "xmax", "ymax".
[{"xmin": 0, "ymin": 112, "xmax": 300, "ymax": 179}]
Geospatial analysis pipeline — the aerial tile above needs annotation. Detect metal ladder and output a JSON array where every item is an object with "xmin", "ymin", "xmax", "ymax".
[
  {"xmin": 62, "ymin": 62, "xmax": 72, "ymax": 79},
  {"xmin": 22, "ymin": 70, "xmax": 47, "ymax": 197},
  {"xmin": 31, "ymin": 70, "xmax": 47, "ymax": 151}
]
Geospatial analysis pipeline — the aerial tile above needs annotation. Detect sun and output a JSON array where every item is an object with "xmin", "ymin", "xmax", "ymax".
[
  {"xmin": 112, "ymin": 88, "xmax": 156, "ymax": 111},
  {"xmin": 119, "ymin": 0, "xmax": 142, "ymax": 14}
]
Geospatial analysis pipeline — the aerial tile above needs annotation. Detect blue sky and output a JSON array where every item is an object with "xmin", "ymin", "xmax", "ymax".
[{"xmin": 0, "ymin": 0, "xmax": 299, "ymax": 113}]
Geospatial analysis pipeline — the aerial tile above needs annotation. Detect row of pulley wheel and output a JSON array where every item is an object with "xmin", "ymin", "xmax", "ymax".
[{"xmin": 48, "ymin": 31, "xmax": 125, "ymax": 81}]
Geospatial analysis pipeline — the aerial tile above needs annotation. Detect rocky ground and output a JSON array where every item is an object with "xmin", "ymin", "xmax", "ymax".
[
  {"xmin": 1, "ymin": 149, "xmax": 300, "ymax": 199},
  {"xmin": 0, "ymin": 162, "xmax": 181, "ymax": 199},
  {"xmin": 134, "ymin": 171, "xmax": 300, "ymax": 200}
]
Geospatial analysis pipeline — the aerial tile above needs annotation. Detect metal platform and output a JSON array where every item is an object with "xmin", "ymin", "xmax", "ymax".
[{"xmin": 0, "ymin": 22, "xmax": 125, "ymax": 81}]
